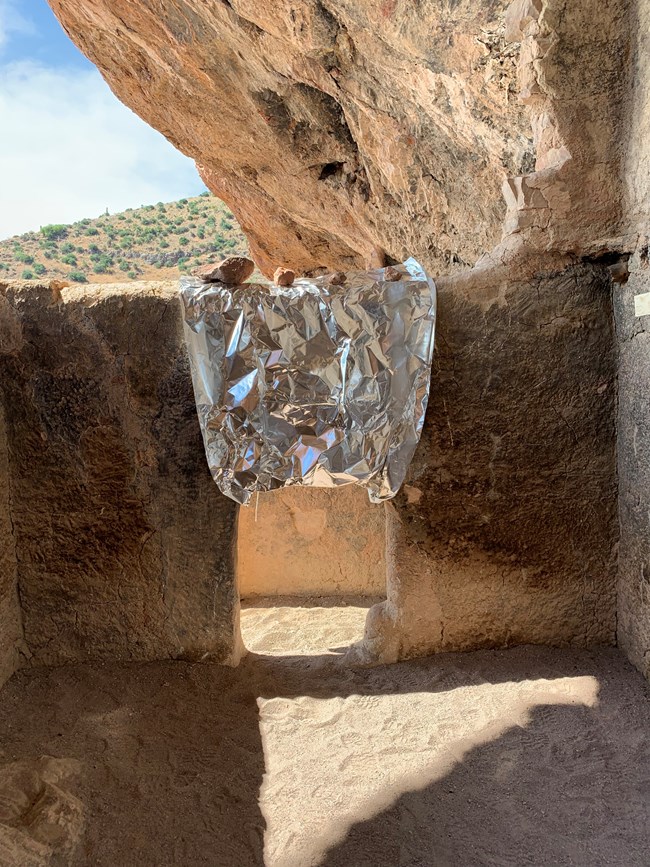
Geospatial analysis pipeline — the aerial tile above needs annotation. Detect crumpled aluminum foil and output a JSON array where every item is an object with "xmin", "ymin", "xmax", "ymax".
[{"xmin": 180, "ymin": 258, "xmax": 436, "ymax": 505}]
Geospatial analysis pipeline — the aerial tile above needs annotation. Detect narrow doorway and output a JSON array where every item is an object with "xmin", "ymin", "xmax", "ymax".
[{"xmin": 236, "ymin": 486, "xmax": 386, "ymax": 658}]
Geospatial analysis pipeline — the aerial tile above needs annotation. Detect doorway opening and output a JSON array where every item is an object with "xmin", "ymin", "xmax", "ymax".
[{"xmin": 236, "ymin": 486, "xmax": 386, "ymax": 658}]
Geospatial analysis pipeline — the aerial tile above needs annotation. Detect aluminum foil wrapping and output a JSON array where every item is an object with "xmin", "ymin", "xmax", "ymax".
[{"xmin": 180, "ymin": 258, "xmax": 436, "ymax": 505}]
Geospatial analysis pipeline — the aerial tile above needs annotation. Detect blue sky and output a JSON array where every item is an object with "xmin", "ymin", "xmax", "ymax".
[{"xmin": 0, "ymin": 0, "xmax": 205, "ymax": 239}]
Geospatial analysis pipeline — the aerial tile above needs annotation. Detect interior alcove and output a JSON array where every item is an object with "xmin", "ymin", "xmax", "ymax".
[{"xmin": 236, "ymin": 485, "xmax": 386, "ymax": 657}]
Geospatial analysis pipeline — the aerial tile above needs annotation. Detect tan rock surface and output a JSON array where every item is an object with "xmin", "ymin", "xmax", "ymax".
[
  {"xmin": 237, "ymin": 487, "xmax": 385, "ymax": 598},
  {"xmin": 0, "ymin": 757, "xmax": 84, "ymax": 867},
  {"xmin": 194, "ymin": 255, "xmax": 255, "ymax": 284},
  {"xmin": 47, "ymin": 0, "xmax": 536, "ymax": 276},
  {"xmin": 273, "ymin": 267, "xmax": 295, "ymax": 287}
]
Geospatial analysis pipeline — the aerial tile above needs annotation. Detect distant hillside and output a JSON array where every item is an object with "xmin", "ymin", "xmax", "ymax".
[{"xmin": 0, "ymin": 193, "xmax": 248, "ymax": 284}]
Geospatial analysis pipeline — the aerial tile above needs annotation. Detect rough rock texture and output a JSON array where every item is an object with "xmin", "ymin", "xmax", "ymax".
[
  {"xmin": 0, "ymin": 400, "xmax": 22, "ymax": 690},
  {"xmin": 42, "ymin": 0, "xmax": 646, "ymax": 676},
  {"xmin": 0, "ymin": 757, "xmax": 84, "ymax": 866},
  {"xmin": 237, "ymin": 487, "xmax": 385, "ymax": 597},
  {"xmin": 194, "ymin": 256, "xmax": 255, "ymax": 284},
  {"xmin": 48, "ymin": 0, "xmax": 536, "ymax": 276},
  {"xmin": 359, "ymin": 263, "xmax": 618, "ymax": 662},
  {"xmin": 615, "ymin": 260, "xmax": 650, "ymax": 681},
  {"xmin": 612, "ymin": 0, "xmax": 650, "ymax": 681},
  {"xmin": 47, "ymin": 0, "xmax": 634, "ymax": 276},
  {"xmin": 0, "ymin": 281, "xmax": 239, "ymax": 668},
  {"xmin": 0, "ymin": 263, "xmax": 617, "ymax": 671}
]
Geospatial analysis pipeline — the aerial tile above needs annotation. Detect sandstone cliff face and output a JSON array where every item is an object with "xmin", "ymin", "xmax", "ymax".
[
  {"xmin": 47, "ymin": 0, "xmax": 632, "ymax": 276},
  {"xmin": 48, "ymin": 0, "xmax": 535, "ymax": 275}
]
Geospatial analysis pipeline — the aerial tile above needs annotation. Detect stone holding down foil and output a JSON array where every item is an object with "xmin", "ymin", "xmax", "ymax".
[{"xmin": 179, "ymin": 258, "xmax": 436, "ymax": 505}]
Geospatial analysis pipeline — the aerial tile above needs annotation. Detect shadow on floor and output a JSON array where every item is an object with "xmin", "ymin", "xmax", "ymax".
[
  {"xmin": 0, "ymin": 646, "xmax": 647, "ymax": 866},
  {"xmin": 320, "ymin": 700, "xmax": 650, "ymax": 867}
]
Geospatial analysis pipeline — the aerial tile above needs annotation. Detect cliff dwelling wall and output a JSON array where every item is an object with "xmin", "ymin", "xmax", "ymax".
[
  {"xmin": 0, "ymin": 0, "xmax": 646, "ymax": 682},
  {"xmin": 0, "ymin": 393, "xmax": 22, "ymax": 688},
  {"xmin": 613, "ymin": 0, "xmax": 650, "ymax": 681},
  {"xmin": 0, "ymin": 282, "xmax": 241, "ymax": 683},
  {"xmin": 0, "ymin": 264, "xmax": 618, "ymax": 679}
]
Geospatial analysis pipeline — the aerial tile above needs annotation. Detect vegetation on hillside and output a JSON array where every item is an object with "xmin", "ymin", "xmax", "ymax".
[{"xmin": 0, "ymin": 193, "xmax": 248, "ymax": 284}]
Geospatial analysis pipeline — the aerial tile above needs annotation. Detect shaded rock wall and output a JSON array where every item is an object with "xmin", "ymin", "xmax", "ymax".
[
  {"xmin": 615, "ymin": 266, "xmax": 650, "ymax": 681},
  {"xmin": 0, "ymin": 282, "xmax": 240, "ymax": 669},
  {"xmin": 360, "ymin": 263, "xmax": 618, "ymax": 661},
  {"xmin": 614, "ymin": 0, "xmax": 650, "ymax": 680},
  {"xmin": 0, "ymin": 400, "xmax": 22, "ymax": 689}
]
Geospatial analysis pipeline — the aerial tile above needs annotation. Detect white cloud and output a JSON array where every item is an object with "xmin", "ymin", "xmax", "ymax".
[
  {"xmin": 0, "ymin": 61, "xmax": 204, "ymax": 239},
  {"xmin": 0, "ymin": 1, "xmax": 35, "ymax": 54}
]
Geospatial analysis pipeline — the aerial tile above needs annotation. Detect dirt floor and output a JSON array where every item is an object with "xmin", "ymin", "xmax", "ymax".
[{"xmin": 0, "ymin": 600, "xmax": 648, "ymax": 866}]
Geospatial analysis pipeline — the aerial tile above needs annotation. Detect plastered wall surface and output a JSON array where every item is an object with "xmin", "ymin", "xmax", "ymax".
[
  {"xmin": 0, "ymin": 282, "xmax": 239, "ymax": 668},
  {"xmin": 359, "ymin": 263, "xmax": 618, "ymax": 663},
  {"xmin": 615, "ymin": 265, "xmax": 650, "ymax": 680},
  {"xmin": 238, "ymin": 486, "xmax": 385, "ymax": 598}
]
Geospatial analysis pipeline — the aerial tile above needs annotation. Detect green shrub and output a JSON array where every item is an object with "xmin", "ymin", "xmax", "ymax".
[
  {"xmin": 33, "ymin": 263, "xmax": 46, "ymax": 275},
  {"xmin": 119, "ymin": 262, "xmax": 130, "ymax": 272},
  {"xmin": 21, "ymin": 269, "xmax": 34, "ymax": 280},
  {"xmin": 179, "ymin": 236, "xmax": 189, "ymax": 246},
  {"xmin": 61, "ymin": 254, "xmax": 77, "ymax": 266},
  {"xmin": 61, "ymin": 242, "xmax": 75, "ymax": 254},
  {"xmin": 44, "ymin": 251, "xmax": 54, "ymax": 260},
  {"xmin": 92, "ymin": 254, "xmax": 114, "ymax": 274},
  {"xmin": 159, "ymin": 240, "xmax": 169, "ymax": 249},
  {"xmin": 85, "ymin": 227, "xmax": 99, "ymax": 236},
  {"xmin": 199, "ymin": 191, "xmax": 210, "ymax": 197},
  {"xmin": 127, "ymin": 270, "xmax": 137, "ymax": 279},
  {"xmin": 40, "ymin": 224, "xmax": 68, "ymax": 241},
  {"xmin": 68, "ymin": 270, "xmax": 87, "ymax": 283}
]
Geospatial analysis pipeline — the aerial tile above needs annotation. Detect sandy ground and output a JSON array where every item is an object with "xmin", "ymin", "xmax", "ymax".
[{"xmin": 0, "ymin": 601, "xmax": 648, "ymax": 866}]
